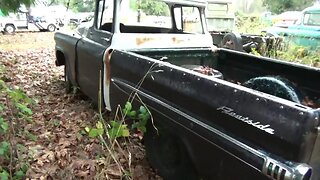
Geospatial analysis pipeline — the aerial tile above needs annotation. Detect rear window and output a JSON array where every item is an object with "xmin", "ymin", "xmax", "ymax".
[{"xmin": 119, "ymin": 0, "xmax": 171, "ymax": 28}]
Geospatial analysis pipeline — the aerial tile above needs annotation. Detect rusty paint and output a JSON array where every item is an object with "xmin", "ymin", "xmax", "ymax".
[
  {"xmin": 172, "ymin": 37, "xmax": 184, "ymax": 44},
  {"xmin": 104, "ymin": 49, "xmax": 113, "ymax": 85},
  {"xmin": 136, "ymin": 37, "xmax": 156, "ymax": 46},
  {"xmin": 136, "ymin": 36, "xmax": 185, "ymax": 46}
]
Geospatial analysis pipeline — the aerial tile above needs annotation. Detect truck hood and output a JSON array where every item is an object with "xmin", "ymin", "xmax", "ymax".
[{"xmin": 265, "ymin": 26, "xmax": 320, "ymax": 38}]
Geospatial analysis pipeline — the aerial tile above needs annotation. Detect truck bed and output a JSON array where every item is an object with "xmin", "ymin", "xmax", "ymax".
[{"xmin": 109, "ymin": 48, "xmax": 320, "ymax": 179}]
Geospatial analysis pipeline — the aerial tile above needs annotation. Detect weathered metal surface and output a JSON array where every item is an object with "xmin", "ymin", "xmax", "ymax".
[
  {"xmin": 109, "ymin": 48, "xmax": 319, "ymax": 179},
  {"xmin": 162, "ymin": 0, "xmax": 207, "ymax": 7},
  {"xmin": 265, "ymin": 6, "xmax": 320, "ymax": 49},
  {"xmin": 103, "ymin": 48, "xmax": 113, "ymax": 111},
  {"xmin": 110, "ymin": 33, "xmax": 213, "ymax": 49},
  {"xmin": 54, "ymin": 0, "xmax": 320, "ymax": 179}
]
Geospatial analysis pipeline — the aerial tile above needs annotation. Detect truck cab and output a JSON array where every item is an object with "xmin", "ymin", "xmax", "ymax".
[{"xmin": 205, "ymin": 0, "xmax": 235, "ymax": 32}]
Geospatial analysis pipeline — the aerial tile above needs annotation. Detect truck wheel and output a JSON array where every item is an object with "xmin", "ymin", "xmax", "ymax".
[
  {"xmin": 4, "ymin": 24, "xmax": 15, "ymax": 34},
  {"xmin": 64, "ymin": 65, "xmax": 72, "ymax": 94},
  {"xmin": 144, "ymin": 121, "xmax": 198, "ymax": 180},
  {"xmin": 220, "ymin": 32, "xmax": 243, "ymax": 51},
  {"xmin": 47, "ymin": 24, "xmax": 56, "ymax": 32}
]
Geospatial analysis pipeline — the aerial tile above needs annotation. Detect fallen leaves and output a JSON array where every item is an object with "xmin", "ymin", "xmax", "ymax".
[{"xmin": 0, "ymin": 32, "xmax": 161, "ymax": 180}]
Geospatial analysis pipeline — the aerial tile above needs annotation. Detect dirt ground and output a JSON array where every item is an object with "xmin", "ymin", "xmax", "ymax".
[{"xmin": 0, "ymin": 32, "xmax": 161, "ymax": 180}]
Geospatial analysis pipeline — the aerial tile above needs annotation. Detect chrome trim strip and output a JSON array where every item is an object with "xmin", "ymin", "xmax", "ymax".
[
  {"xmin": 112, "ymin": 78, "xmax": 312, "ymax": 180},
  {"xmin": 309, "ymin": 126, "xmax": 320, "ymax": 180}
]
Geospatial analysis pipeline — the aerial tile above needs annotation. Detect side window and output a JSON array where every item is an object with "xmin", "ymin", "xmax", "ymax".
[
  {"xmin": 173, "ymin": 6, "xmax": 203, "ymax": 34},
  {"xmin": 303, "ymin": 13, "xmax": 320, "ymax": 26},
  {"xmin": 96, "ymin": 0, "xmax": 114, "ymax": 32},
  {"xmin": 174, "ymin": 7, "xmax": 182, "ymax": 30}
]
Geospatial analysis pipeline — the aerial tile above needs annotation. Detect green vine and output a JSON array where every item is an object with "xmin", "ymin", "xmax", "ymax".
[{"xmin": 0, "ymin": 78, "xmax": 33, "ymax": 180}]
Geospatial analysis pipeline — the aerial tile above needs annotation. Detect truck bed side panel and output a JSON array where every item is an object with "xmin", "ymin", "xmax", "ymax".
[{"xmin": 109, "ymin": 49, "xmax": 319, "ymax": 179}]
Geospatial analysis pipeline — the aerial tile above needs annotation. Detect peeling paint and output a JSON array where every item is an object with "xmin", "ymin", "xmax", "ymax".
[{"xmin": 104, "ymin": 49, "xmax": 113, "ymax": 85}]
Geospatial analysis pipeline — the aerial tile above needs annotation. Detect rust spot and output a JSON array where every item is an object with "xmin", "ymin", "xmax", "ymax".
[
  {"xmin": 104, "ymin": 49, "xmax": 113, "ymax": 85},
  {"xmin": 136, "ymin": 37, "xmax": 155, "ymax": 46},
  {"xmin": 172, "ymin": 37, "xmax": 184, "ymax": 44}
]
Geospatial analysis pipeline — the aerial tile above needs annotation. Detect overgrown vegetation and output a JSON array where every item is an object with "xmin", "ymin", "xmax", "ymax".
[
  {"xmin": 271, "ymin": 44, "xmax": 320, "ymax": 67},
  {"xmin": 235, "ymin": 12, "xmax": 270, "ymax": 34},
  {"xmin": 0, "ymin": 0, "xmax": 34, "ymax": 14},
  {"xmin": 235, "ymin": 12, "xmax": 320, "ymax": 67},
  {"xmin": 262, "ymin": 0, "xmax": 313, "ymax": 13},
  {"xmin": 0, "ymin": 65, "xmax": 34, "ymax": 180},
  {"xmin": 83, "ymin": 101, "xmax": 151, "ymax": 178},
  {"xmin": 83, "ymin": 63, "xmax": 163, "ymax": 179}
]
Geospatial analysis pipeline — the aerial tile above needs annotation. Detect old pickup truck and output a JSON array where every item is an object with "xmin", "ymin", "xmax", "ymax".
[
  {"xmin": 265, "ymin": 5, "xmax": 320, "ymax": 49},
  {"xmin": 54, "ymin": 0, "xmax": 320, "ymax": 179}
]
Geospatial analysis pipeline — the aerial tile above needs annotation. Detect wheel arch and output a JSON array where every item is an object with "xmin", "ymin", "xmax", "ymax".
[
  {"xmin": 47, "ymin": 23, "xmax": 56, "ymax": 31},
  {"xmin": 144, "ymin": 109, "xmax": 200, "ymax": 178},
  {"xmin": 4, "ymin": 23, "xmax": 16, "ymax": 33},
  {"xmin": 55, "ymin": 49, "xmax": 66, "ymax": 66},
  {"xmin": 5, "ymin": 23, "xmax": 16, "ymax": 28}
]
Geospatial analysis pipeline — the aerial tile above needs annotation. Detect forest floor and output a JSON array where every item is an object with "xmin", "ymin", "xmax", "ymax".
[{"xmin": 0, "ymin": 32, "xmax": 161, "ymax": 180}]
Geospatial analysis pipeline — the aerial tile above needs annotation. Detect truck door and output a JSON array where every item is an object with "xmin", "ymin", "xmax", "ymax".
[
  {"xmin": 75, "ymin": 0, "xmax": 113, "ymax": 104},
  {"xmin": 14, "ymin": 12, "xmax": 28, "ymax": 28}
]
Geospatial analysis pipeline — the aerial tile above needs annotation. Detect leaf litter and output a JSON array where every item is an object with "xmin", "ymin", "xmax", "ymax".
[{"xmin": 0, "ymin": 32, "xmax": 161, "ymax": 180}]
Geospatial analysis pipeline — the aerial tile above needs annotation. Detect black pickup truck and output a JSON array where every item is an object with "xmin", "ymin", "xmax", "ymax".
[{"xmin": 54, "ymin": 0, "xmax": 320, "ymax": 179}]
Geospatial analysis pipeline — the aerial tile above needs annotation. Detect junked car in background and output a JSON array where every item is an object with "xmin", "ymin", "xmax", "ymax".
[
  {"xmin": 0, "ymin": 9, "xmax": 63, "ymax": 34},
  {"xmin": 272, "ymin": 11, "xmax": 302, "ymax": 28},
  {"xmin": 265, "ymin": 5, "xmax": 320, "ymax": 49}
]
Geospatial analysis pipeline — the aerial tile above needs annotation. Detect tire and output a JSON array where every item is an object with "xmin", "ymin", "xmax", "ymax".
[
  {"xmin": 64, "ymin": 64, "xmax": 72, "ymax": 94},
  {"xmin": 144, "ymin": 121, "xmax": 198, "ymax": 180},
  {"xmin": 220, "ymin": 32, "xmax": 243, "ymax": 51},
  {"xmin": 243, "ymin": 76, "xmax": 302, "ymax": 103},
  {"xmin": 4, "ymin": 24, "xmax": 15, "ymax": 34},
  {"xmin": 47, "ymin": 24, "xmax": 56, "ymax": 32}
]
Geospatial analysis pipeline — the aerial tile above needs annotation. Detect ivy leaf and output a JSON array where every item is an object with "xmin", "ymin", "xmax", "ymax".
[
  {"xmin": 131, "ymin": 122, "xmax": 138, "ymax": 129},
  {"xmin": 1, "ymin": 122, "xmax": 8, "ymax": 131},
  {"xmin": 138, "ymin": 113, "xmax": 150, "ymax": 122},
  {"xmin": 139, "ymin": 106, "xmax": 147, "ymax": 114},
  {"xmin": 123, "ymin": 102, "xmax": 132, "ymax": 114},
  {"xmin": 0, "ymin": 141, "xmax": 9, "ymax": 156},
  {"xmin": 88, "ymin": 128, "xmax": 104, "ymax": 138},
  {"xmin": 15, "ymin": 103, "xmax": 32, "ymax": 115},
  {"xmin": 108, "ymin": 121, "xmax": 130, "ymax": 140},
  {"xmin": 21, "ymin": 163, "xmax": 29, "ymax": 173},
  {"xmin": 88, "ymin": 129, "xmax": 99, "ymax": 138},
  {"xmin": 0, "ymin": 104, "xmax": 4, "ymax": 112},
  {"xmin": 121, "ymin": 128, "xmax": 130, "ymax": 137},
  {"xmin": 0, "ymin": 170, "xmax": 9, "ymax": 180},
  {"xmin": 14, "ymin": 170, "xmax": 25, "ymax": 179},
  {"xmin": 127, "ymin": 110, "xmax": 137, "ymax": 118},
  {"xmin": 108, "ymin": 128, "xmax": 120, "ymax": 140}
]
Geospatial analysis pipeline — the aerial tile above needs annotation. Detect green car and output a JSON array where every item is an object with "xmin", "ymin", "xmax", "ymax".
[{"xmin": 265, "ymin": 5, "xmax": 320, "ymax": 49}]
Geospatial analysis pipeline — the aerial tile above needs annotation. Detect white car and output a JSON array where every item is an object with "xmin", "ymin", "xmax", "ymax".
[{"xmin": 0, "ymin": 11, "xmax": 61, "ymax": 34}]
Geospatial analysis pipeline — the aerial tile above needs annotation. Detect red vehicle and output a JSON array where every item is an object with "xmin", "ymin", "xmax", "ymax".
[{"xmin": 272, "ymin": 11, "xmax": 302, "ymax": 28}]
